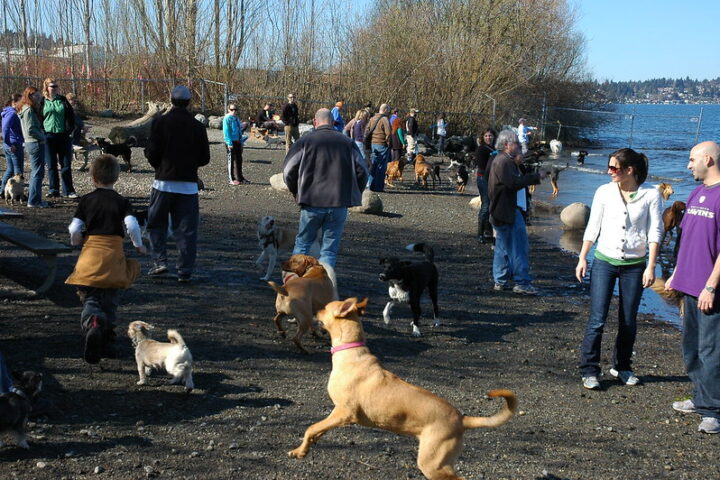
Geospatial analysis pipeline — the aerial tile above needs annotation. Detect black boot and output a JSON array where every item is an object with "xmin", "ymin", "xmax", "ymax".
[{"xmin": 83, "ymin": 315, "xmax": 104, "ymax": 364}]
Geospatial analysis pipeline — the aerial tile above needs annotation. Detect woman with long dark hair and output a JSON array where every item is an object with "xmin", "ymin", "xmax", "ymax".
[
  {"xmin": 576, "ymin": 148, "xmax": 662, "ymax": 389},
  {"xmin": 1, "ymin": 94, "xmax": 24, "ymax": 193},
  {"xmin": 475, "ymin": 127, "xmax": 496, "ymax": 243},
  {"xmin": 18, "ymin": 86, "xmax": 47, "ymax": 207}
]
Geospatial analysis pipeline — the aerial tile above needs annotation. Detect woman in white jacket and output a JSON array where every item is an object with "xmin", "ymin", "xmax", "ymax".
[{"xmin": 575, "ymin": 148, "xmax": 663, "ymax": 390}]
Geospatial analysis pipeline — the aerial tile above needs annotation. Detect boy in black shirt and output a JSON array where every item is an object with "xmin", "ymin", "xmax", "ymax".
[{"xmin": 65, "ymin": 155, "xmax": 146, "ymax": 364}]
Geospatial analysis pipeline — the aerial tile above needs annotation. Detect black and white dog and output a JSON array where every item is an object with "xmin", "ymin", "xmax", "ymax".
[
  {"xmin": 379, "ymin": 243, "xmax": 439, "ymax": 337},
  {"xmin": 0, "ymin": 371, "xmax": 43, "ymax": 449}
]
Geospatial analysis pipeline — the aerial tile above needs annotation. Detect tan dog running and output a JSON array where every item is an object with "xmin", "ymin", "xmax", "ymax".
[
  {"xmin": 656, "ymin": 182, "xmax": 673, "ymax": 201},
  {"xmin": 289, "ymin": 298, "xmax": 517, "ymax": 480},
  {"xmin": 267, "ymin": 254, "xmax": 336, "ymax": 354},
  {"xmin": 4, "ymin": 174, "xmax": 24, "ymax": 205},
  {"xmin": 662, "ymin": 200, "xmax": 685, "ymax": 245},
  {"xmin": 127, "ymin": 321, "xmax": 194, "ymax": 392}
]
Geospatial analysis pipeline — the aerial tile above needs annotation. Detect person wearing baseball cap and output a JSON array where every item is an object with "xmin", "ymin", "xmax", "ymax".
[{"xmin": 144, "ymin": 85, "xmax": 210, "ymax": 283}]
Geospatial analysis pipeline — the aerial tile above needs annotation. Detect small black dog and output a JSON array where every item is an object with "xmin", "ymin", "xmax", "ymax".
[
  {"xmin": 0, "ymin": 371, "xmax": 43, "ymax": 449},
  {"xmin": 576, "ymin": 150, "xmax": 589, "ymax": 166},
  {"xmin": 95, "ymin": 136, "xmax": 136, "ymax": 172},
  {"xmin": 379, "ymin": 243, "xmax": 439, "ymax": 337}
]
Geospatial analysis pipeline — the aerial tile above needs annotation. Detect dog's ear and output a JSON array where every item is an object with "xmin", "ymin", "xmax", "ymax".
[
  {"xmin": 335, "ymin": 298, "xmax": 359, "ymax": 318},
  {"xmin": 11, "ymin": 370, "xmax": 23, "ymax": 382},
  {"xmin": 379, "ymin": 257, "xmax": 387, "ymax": 265},
  {"xmin": 356, "ymin": 297, "xmax": 369, "ymax": 315}
]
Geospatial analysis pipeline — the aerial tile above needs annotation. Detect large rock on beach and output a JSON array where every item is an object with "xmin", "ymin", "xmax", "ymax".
[
  {"xmin": 350, "ymin": 190, "xmax": 383, "ymax": 214},
  {"xmin": 195, "ymin": 114, "xmax": 209, "ymax": 127},
  {"xmin": 208, "ymin": 116, "xmax": 223, "ymax": 129},
  {"xmin": 299, "ymin": 124, "xmax": 313, "ymax": 137},
  {"xmin": 269, "ymin": 173, "xmax": 288, "ymax": 191},
  {"xmin": 560, "ymin": 202, "xmax": 590, "ymax": 230}
]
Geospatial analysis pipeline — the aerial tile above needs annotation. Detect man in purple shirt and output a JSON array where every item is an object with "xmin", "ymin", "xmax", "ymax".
[{"xmin": 667, "ymin": 140, "xmax": 720, "ymax": 434}]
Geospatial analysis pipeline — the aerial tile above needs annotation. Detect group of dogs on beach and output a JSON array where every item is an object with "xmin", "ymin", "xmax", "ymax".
[{"xmin": 0, "ymin": 211, "xmax": 515, "ymax": 480}]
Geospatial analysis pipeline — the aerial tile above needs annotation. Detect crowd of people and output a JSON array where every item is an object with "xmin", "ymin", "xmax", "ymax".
[{"xmin": 1, "ymin": 87, "xmax": 718, "ymax": 437}]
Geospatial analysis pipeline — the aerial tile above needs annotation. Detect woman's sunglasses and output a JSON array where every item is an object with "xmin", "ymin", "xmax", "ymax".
[{"xmin": 607, "ymin": 165, "xmax": 623, "ymax": 173}]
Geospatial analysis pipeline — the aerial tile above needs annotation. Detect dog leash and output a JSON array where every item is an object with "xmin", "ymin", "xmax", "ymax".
[{"xmin": 330, "ymin": 342, "xmax": 366, "ymax": 355}]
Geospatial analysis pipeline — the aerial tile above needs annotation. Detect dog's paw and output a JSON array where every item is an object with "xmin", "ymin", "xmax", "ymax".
[
  {"xmin": 136, "ymin": 380, "xmax": 147, "ymax": 385},
  {"xmin": 260, "ymin": 276, "xmax": 271, "ymax": 281},
  {"xmin": 18, "ymin": 440, "xmax": 30, "ymax": 449},
  {"xmin": 383, "ymin": 314, "xmax": 391, "ymax": 325},
  {"xmin": 432, "ymin": 318, "xmax": 441, "ymax": 327},
  {"xmin": 288, "ymin": 448, "xmax": 307, "ymax": 459},
  {"xmin": 411, "ymin": 324, "xmax": 422, "ymax": 337}
]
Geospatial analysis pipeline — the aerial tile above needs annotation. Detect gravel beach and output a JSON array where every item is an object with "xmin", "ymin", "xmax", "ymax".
[{"xmin": 0, "ymin": 117, "xmax": 716, "ymax": 480}]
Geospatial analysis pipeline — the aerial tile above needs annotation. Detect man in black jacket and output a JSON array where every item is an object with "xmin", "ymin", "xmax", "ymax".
[
  {"xmin": 405, "ymin": 108, "xmax": 419, "ymax": 162},
  {"xmin": 283, "ymin": 108, "xmax": 367, "ymax": 269},
  {"xmin": 488, "ymin": 129, "xmax": 544, "ymax": 295},
  {"xmin": 145, "ymin": 85, "xmax": 210, "ymax": 282},
  {"xmin": 281, "ymin": 94, "xmax": 300, "ymax": 153}
]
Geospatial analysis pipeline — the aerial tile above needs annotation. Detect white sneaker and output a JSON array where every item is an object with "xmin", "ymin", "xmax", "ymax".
[
  {"xmin": 582, "ymin": 376, "xmax": 600, "ymax": 390},
  {"xmin": 609, "ymin": 368, "xmax": 640, "ymax": 385},
  {"xmin": 698, "ymin": 417, "xmax": 720, "ymax": 434},
  {"xmin": 672, "ymin": 399, "xmax": 696, "ymax": 414}
]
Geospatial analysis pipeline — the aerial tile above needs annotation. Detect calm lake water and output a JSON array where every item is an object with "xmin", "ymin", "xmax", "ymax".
[{"xmin": 528, "ymin": 103, "xmax": 720, "ymax": 327}]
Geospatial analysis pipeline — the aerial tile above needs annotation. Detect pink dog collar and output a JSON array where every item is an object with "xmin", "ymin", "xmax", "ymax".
[
  {"xmin": 282, "ymin": 271, "xmax": 298, "ymax": 284},
  {"xmin": 330, "ymin": 342, "xmax": 366, "ymax": 355}
]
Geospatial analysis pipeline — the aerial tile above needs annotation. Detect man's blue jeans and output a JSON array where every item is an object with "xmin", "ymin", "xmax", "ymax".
[
  {"xmin": 45, "ymin": 132, "xmax": 75, "ymax": 196},
  {"xmin": 1, "ymin": 143, "xmax": 24, "ymax": 191},
  {"xmin": 492, "ymin": 209, "xmax": 531, "ymax": 287},
  {"xmin": 0, "ymin": 351, "xmax": 13, "ymax": 394},
  {"xmin": 682, "ymin": 295, "xmax": 720, "ymax": 419},
  {"xmin": 26, "ymin": 142, "xmax": 46, "ymax": 205},
  {"xmin": 579, "ymin": 258, "xmax": 645, "ymax": 377},
  {"xmin": 293, "ymin": 207, "xmax": 347, "ymax": 268},
  {"xmin": 367, "ymin": 144, "xmax": 389, "ymax": 192},
  {"xmin": 148, "ymin": 189, "xmax": 199, "ymax": 277}
]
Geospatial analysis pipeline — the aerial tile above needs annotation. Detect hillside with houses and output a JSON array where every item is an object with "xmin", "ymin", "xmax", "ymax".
[{"xmin": 596, "ymin": 77, "xmax": 720, "ymax": 104}]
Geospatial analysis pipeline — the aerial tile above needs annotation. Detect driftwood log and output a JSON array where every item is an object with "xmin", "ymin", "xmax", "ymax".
[{"xmin": 108, "ymin": 101, "xmax": 171, "ymax": 147}]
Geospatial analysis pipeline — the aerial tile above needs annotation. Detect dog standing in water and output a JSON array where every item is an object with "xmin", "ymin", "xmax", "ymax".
[{"xmin": 289, "ymin": 297, "xmax": 516, "ymax": 480}]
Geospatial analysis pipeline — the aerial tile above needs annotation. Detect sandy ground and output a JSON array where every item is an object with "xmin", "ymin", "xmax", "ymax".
[{"xmin": 0, "ymin": 117, "xmax": 716, "ymax": 480}]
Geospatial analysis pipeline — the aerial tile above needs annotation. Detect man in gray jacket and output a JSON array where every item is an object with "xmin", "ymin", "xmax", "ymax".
[{"xmin": 283, "ymin": 108, "xmax": 368, "ymax": 269}]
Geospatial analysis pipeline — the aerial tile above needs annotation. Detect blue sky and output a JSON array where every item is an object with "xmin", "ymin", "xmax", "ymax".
[{"xmin": 571, "ymin": 0, "xmax": 720, "ymax": 82}]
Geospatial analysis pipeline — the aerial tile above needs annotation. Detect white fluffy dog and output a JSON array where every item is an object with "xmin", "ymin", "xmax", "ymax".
[{"xmin": 127, "ymin": 321, "xmax": 194, "ymax": 392}]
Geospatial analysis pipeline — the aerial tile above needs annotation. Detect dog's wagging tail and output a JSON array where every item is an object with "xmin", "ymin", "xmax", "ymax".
[
  {"xmin": 405, "ymin": 242, "xmax": 434, "ymax": 262},
  {"xmin": 463, "ymin": 389, "xmax": 517, "ymax": 429}
]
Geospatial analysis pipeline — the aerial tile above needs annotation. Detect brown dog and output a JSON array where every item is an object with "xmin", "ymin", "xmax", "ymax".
[
  {"xmin": 289, "ymin": 298, "xmax": 517, "ymax": 479},
  {"xmin": 385, "ymin": 160, "xmax": 403, "ymax": 187},
  {"xmin": 414, "ymin": 154, "xmax": 433, "ymax": 189},
  {"xmin": 662, "ymin": 200, "xmax": 685, "ymax": 245},
  {"xmin": 267, "ymin": 254, "xmax": 336, "ymax": 354},
  {"xmin": 657, "ymin": 182, "xmax": 674, "ymax": 201}
]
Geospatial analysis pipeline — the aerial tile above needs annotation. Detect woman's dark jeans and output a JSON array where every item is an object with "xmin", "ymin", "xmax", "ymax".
[
  {"xmin": 45, "ymin": 132, "xmax": 75, "ymax": 196},
  {"xmin": 579, "ymin": 258, "xmax": 645, "ymax": 377},
  {"xmin": 476, "ymin": 174, "xmax": 490, "ymax": 230}
]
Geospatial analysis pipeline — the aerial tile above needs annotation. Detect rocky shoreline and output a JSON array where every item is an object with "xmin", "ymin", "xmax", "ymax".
[{"xmin": 0, "ymin": 118, "xmax": 715, "ymax": 479}]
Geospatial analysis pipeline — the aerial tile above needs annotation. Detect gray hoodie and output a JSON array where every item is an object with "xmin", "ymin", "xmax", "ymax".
[{"xmin": 18, "ymin": 105, "xmax": 46, "ymax": 144}]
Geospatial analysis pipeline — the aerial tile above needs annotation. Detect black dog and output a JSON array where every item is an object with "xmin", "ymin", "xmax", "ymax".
[
  {"xmin": 379, "ymin": 243, "xmax": 439, "ymax": 337},
  {"xmin": 95, "ymin": 136, "xmax": 136, "ymax": 172},
  {"xmin": 456, "ymin": 165, "xmax": 469, "ymax": 193},
  {"xmin": 0, "ymin": 371, "xmax": 42, "ymax": 449},
  {"xmin": 576, "ymin": 150, "xmax": 589, "ymax": 166}
]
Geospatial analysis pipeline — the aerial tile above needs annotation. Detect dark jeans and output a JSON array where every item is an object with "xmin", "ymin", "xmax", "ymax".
[
  {"xmin": 26, "ymin": 142, "xmax": 46, "ymax": 205},
  {"xmin": 579, "ymin": 258, "xmax": 645, "ymax": 377},
  {"xmin": 1, "ymin": 143, "xmax": 24, "ymax": 191},
  {"xmin": 476, "ymin": 175, "xmax": 490, "ymax": 230},
  {"xmin": 148, "ymin": 189, "xmax": 199, "ymax": 277},
  {"xmin": 78, "ymin": 287, "xmax": 120, "ymax": 331},
  {"xmin": 226, "ymin": 142, "xmax": 244, "ymax": 182},
  {"xmin": 0, "ymin": 351, "xmax": 12, "ymax": 394},
  {"xmin": 45, "ymin": 132, "xmax": 75, "ymax": 196},
  {"xmin": 682, "ymin": 295, "xmax": 720, "ymax": 419},
  {"xmin": 437, "ymin": 135, "xmax": 445, "ymax": 154}
]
